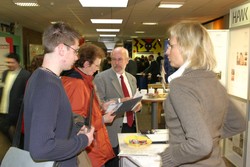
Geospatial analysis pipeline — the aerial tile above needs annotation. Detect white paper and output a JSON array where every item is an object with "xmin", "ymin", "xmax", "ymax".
[
  {"xmin": 106, "ymin": 102, "xmax": 122, "ymax": 113},
  {"xmin": 146, "ymin": 134, "xmax": 169, "ymax": 142},
  {"xmin": 133, "ymin": 89, "xmax": 143, "ymax": 98}
]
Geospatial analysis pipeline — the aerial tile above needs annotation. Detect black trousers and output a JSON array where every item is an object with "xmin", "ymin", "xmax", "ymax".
[
  {"xmin": 0, "ymin": 114, "xmax": 10, "ymax": 138},
  {"xmin": 105, "ymin": 123, "xmax": 136, "ymax": 167}
]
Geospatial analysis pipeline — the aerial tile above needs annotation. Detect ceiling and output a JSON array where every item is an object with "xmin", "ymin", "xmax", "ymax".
[{"xmin": 0, "ymin": 0, "xmax": 247, "ymax": 48}]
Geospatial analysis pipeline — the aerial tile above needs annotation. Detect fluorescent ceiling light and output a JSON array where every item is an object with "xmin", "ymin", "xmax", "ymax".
[
  {"xmin": 158, "ymin": 1, "xmax": 184, "ymax": 8},
  {"xmin": 135, "ymin": 31, "xmax": 145, "ymax": 34},
  {"xmin": 51, "ymin": 21, "xmax": 63, "ymax": 24},
  {"xmin": 96, "ymin": 29, "xmax": 120, "ymax": 32},
  {"xmin": 91, "ymin": 19, "xmax": 123, "ymax": 24},
  {"xmin": 103, "ymin": 42, "xmax": 116, "ymax": 50},
  {"xmin": 130, "ymin": 36, "xmax": 138, "ymax": 38},
  {"xmin": 13, "ymin": 0, "xmax": 39, "ymax": 6},
  {"xmin": 100, "ymin": 34, "xmax": 117, "ymax": 37},
  {"xmin": 79, "ymin": 0, "xmax": 128, "ymax": 7},
  {"xmin": 142, "ymin": 22, "xmax": 158, "ymax": 25}
]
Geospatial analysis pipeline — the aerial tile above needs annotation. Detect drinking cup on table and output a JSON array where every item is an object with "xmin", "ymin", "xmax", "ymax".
[
  {"xmin": 157, "ymin": 88, "xmax": 163, "ymax": 94},
  {"xmin": 148, "ymin": 88, "xmax": 155, "ymax": 94},
  {"xmin": 140, "ymin": 89, "xmax": 147, "ymax": 96}
]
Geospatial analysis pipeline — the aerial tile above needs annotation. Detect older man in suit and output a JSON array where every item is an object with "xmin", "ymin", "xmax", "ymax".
[{"xmin": 94, "ymin": 47, "xmax": 141, "ymax": 167}]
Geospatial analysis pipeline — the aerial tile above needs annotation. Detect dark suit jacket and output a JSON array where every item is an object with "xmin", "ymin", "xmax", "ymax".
[
  {"xmin": 144, "ymin": 60, "xmax": 160, "ymax": 83},
  {"xmin": 0, "ymin": 69, "xmax": 30, "ymax": 126},
  {"xmin": 125, "ymin": 59, "xmax": 137, "ymax": 76}
]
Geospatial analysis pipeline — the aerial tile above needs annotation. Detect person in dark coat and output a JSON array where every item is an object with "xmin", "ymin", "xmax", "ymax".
[
  {"xmin": 143, "ymin": 54, "xmax": 160, "ymax": 83},
  {"xmin": 125, "ymin": 55, "xmax": 137, "ymax": 77},
  {"xmin": 0, "ymin": 53, "xmax": 30, "ymax": 141}
]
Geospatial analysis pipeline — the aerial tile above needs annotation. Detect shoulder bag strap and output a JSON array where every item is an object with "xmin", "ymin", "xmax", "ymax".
[{"xmin": 85, "ymin": 89, "xmax": 94, "ymax": 128}]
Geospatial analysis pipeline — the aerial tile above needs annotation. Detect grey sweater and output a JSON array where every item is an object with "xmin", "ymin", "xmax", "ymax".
[{"xmin": 160, "ymin": 68, "xmax": 246, "ymax": 167}]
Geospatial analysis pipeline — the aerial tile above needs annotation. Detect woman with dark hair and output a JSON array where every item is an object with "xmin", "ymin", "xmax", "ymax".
[
  {"xmin": 27, "ymin": 54, "xmax": 44, "ymax": 73},
  {"xmin": 61, "ymin": 43, "xmax": 115, "ymax": 167}
]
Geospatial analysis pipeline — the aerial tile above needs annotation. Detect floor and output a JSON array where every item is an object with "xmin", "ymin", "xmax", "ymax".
[
  {"xmin": 0, "ymin": 131, "xmax": 11, "ymax": 164},
  {"xmin": 137, "ymin": 103, "xmax": 236, "ymax": 167}
]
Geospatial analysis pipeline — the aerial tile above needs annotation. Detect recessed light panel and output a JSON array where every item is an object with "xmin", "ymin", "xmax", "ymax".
[
  {"xmin": 96, "ymin": 29, "xmax": 120, "ymax": 32},
  {"xmin": 79, "ymin": 0, "xmax": 128, "ymax": 7},
  {"xmin": 158, "ymin": 1, "xmax": 184, "ymax": 8},
  {"xmin": 13, "ymin": 0, "xmax": 39, "ymax": 6},
  {"xmin": 142, "ymin": 22, "xmax": 158, "ymax": 25},
  {"xmin": 99, "ymin": 34, "xmax": 117, "ymax": 37},
  {"xmin": 91, "ymin": 19, "xmax": 123, "ymax": 24},
  {"xmin": 135, "ymin": 31, "xmax": 145, "ymax": 34}
]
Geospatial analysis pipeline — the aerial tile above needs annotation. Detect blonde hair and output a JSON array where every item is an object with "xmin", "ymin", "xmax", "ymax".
[{"xmin": 169, "ymin": 21, "xmax": 216, "ymax": 70}]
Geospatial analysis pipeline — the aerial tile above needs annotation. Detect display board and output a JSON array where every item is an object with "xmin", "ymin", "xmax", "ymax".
[
  {"xmin": 208, "ymin": 30, "xmax": 229, "ymax": 87},
  {"xmin": 224, "ymin": 97, "xmax": 246, "ymax": 167},
  {"xmin": 226, "ymin": 2, "xmax": 250, "ymax": 166},
  {"xmin": 225, "ymin": 26, "xmax": 248, "ymax": 167},
  {"xmin": 227, "ymin": 27, "xmax": 249, "ymax": 99}
]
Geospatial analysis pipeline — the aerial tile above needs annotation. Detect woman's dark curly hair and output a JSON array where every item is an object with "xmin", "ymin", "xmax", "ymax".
[{"xmin": 75, "ymin": 43, "xmax": 105, "ymax": 67}]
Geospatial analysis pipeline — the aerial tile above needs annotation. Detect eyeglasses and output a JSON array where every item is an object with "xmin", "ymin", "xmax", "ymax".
[{"xmin": 64, "ymin": 43, "xmax": 79, "ymax": 54}]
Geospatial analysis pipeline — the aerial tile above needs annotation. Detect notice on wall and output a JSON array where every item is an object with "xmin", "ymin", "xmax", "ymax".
[
  {"xmin": 208, "ymin": 30, "xmax": 229, "ymax": 87},
  {"xmin": 0, "ymin": 37, "xmax": 12, "ymax": 82},
  {"xmin": 227, "ymin": 27, "xmax": 249, "ymax": 99}
]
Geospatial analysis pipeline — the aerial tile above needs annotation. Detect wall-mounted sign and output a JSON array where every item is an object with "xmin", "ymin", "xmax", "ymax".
[{"xmin": 230, "ymin": 2, "xmax": 250, "ymax": 28}]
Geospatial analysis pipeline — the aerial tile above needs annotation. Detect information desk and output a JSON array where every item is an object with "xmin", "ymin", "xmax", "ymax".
[
  {"xmin": 142, "ymin": 96, "xmax": 166, "ymax": 129},
  {"xmin": 118, "ymin": 133, "xmax": 168, "ymax": 167}
]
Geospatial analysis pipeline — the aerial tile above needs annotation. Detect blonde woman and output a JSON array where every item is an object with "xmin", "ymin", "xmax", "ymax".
[{"xmin": 160, "ymin": 21, "xmax": 246, "ymax": 167}]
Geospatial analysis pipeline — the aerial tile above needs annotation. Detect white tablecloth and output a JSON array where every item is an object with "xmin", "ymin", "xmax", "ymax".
[{"xmin": 118, "ymin": 133, "xmax": 169, "ymax": 167}]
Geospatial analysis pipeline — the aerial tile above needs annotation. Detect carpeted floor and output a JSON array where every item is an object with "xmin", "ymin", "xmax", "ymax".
[{"xmin": 0, "ymin": 131, "xmax": 11, "ymax": 164}]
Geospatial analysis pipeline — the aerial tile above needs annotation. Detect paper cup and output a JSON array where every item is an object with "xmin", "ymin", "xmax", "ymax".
[
  {"xmin": 157, "ymin": 88, "xmax": 163, "ymax": 94},
  {"xmin": 148, "ymin": 88, "xmax": 155, "ymax": 94},
  {"xmin": 140, "ymin": 89, "xmax": 147, "ymax": 96}
]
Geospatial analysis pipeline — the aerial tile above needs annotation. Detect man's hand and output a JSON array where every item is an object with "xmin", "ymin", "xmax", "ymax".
[
  {"xmin": 132, "ymin": 102, "xmax": 142, "ymax": 112},
  {"xmin": 101, "ymin": 100, "xmax": 116, "ymax": 111},
  {"xmin": 103, "ymin": 111, "xmax": 116, "ymax": 123},
  {"xmin": 77, "ymin": 125, "xmax": 95, "ymax": 146},
  {"xmin": 120, "ymin": 97, "xmax": 131, "ymax": 102}
]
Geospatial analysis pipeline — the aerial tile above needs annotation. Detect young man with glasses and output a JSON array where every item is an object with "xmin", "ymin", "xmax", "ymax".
[{"xmin": 23, "ymin": 22, "xmax": 94, "ymax": 167}]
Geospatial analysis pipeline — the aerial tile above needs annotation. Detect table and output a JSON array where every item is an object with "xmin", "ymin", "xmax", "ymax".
[
  {"xmin": 118, "ymin": 133, "xmax": 168, "ymax": 167},
  {"xmin": 142, "ymin": 96, "xmax": 166, "ymax": 129},
  {"xmin": 147, "ymin": 83, "xmax": 169, "ymax": 89}
]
